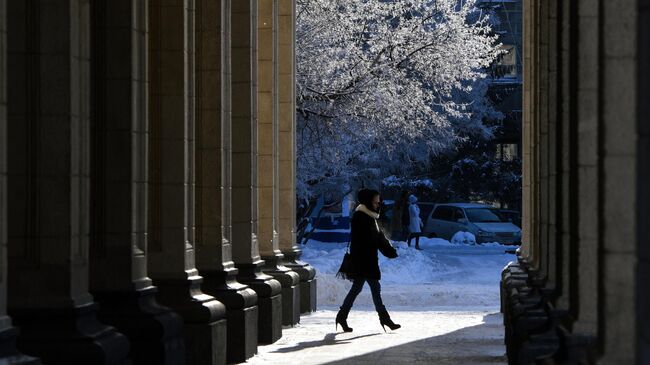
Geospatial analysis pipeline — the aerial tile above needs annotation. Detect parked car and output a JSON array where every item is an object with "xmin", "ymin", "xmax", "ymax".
[
  {"xmin": 423, "ymin": 203, "xmax": 521, "ymax": 245},
  {"xmin": 495, "ymin": 209, "xmax": 521, "ymax": 228}
]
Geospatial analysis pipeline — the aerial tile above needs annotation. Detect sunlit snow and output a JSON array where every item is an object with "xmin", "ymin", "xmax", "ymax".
[{"xmin": 301, "ymin": 237, "xmax": 516, "ymax": 311}]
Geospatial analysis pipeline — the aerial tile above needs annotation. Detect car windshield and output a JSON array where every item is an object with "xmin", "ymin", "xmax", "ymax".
[
  {"xmin": 499, "ymin": 211, "xmax": 516, "ymax": 220},
  {"xmin": 465, "ymin": 208, "xmax": 503, "ymax": 223}
]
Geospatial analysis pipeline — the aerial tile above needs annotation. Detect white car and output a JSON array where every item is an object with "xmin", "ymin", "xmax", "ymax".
[{"xmin": 424, "ymin": 203, "xmax": 521, "ymax": 245}]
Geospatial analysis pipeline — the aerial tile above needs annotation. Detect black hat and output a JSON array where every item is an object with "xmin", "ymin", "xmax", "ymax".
[{"xmin": 357, "ymin": 188, "xmax": 380, "ymax": 211}]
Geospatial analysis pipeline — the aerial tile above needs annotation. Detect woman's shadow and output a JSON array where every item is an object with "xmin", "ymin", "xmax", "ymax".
[{"xmin": 271, "ymin": 332, "xmax": 380, "ymax": 354}]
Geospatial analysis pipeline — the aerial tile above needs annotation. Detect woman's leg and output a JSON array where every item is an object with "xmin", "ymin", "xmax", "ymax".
[
  {"xmin": 366, "ymin": 279, "xmax": 387, "ymax": 313},
  {"xmin": 368, "ymin": 279, "xmax": 400, "ymax": 331},
  {"xmin": 341, "ymin": 278, "xmax": 366, "ymax": 311},
  {"xmin": 415, "ymin": 234, "xmax": 421, "ymax": 250}
]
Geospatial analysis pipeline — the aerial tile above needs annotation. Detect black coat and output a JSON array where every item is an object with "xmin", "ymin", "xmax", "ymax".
[{"xmin": 348, "ymin": 210, "xmax": 398, "ymax": 280}]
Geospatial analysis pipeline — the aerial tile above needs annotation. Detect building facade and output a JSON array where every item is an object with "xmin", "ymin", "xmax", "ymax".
[
  {"xmin": 491, "ymin": 0, "xmax": 523, "ymax": 161},
  {"xmin": 479, "ymin": 0, "xmax": 524, "ymax": 163}
]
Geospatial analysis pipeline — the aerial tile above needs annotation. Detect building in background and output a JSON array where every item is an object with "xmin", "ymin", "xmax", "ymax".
[{"xmin": 479, "ymin": 0, "xmax": 523, "ymax": 161}]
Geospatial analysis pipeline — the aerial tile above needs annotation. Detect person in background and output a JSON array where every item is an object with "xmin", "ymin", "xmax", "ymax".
[
  {"xmin": 407, "ymin": 194, "xmax": 423, "ymax": 250},
  {"xmin": 335, "ymin": 188, "xmax": 401, "ymax": 333}
]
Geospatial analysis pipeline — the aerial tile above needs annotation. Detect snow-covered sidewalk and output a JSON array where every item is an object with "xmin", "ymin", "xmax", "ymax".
[
  {"xmin": 246, "ymin": 237, "xmax": 514, "ymax": 364},
  {"xmin": 248, "ymin": 310, "xmax": 506, "ymax": 364}
]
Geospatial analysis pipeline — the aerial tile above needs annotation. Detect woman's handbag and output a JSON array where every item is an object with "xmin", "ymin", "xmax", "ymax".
[{"xmin": 336, "ymin": 241, "xmax": 353, "ymax": 280}]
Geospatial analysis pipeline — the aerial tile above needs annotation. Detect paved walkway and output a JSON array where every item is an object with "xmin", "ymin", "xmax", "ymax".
[{"xmin": 246, "ymin": 309, "xmax": 507, "ymax": 364}]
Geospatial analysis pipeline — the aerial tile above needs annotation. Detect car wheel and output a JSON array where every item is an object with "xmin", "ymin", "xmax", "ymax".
[{"xmin": 425, "ymin": 232, "xmax": 437, "ymax": 238}]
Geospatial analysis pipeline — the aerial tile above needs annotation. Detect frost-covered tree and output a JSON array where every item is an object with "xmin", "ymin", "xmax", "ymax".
[{"xmin": 296, "ymin": 0, "xmax": 503, "ymax": 200}]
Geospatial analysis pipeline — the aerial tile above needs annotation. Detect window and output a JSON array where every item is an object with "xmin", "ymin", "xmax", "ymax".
[
  {"xmin": 452, "ymin": 208, "xmax": 466, "ymax": 221},
  {"xmin": 491, "ymin": 44, "xmax": 517, "ymax": 79},
  {"xmin": 465, "ymin": 208, "xmax": 503, "ymax": 223},
  {"xmin": 432, "ymin": 206, "xmax": 453, "ymax": 221},
  {"xmin": 496, "ymin": 143, "xmax": 519, "ymax": 161}
]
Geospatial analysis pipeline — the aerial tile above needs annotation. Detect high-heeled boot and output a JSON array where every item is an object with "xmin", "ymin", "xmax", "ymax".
[
  {"xmin": 335, "ymin": 308, "xmax": 353, "ymax": 332},
  {"xmin": 378, "ymin": 311, "xmax": 401, "ymax": 332}
]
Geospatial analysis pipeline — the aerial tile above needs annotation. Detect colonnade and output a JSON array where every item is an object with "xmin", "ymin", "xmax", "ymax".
[
  {"xmin": 502, "ymin": 1, "xmax": 649, "ymax": 364},
  {"xmin": 0, "ymin": 1, "xmax": 315, "ymax": 364}
]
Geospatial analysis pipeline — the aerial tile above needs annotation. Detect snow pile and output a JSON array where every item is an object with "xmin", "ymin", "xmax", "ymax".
[
  {"xmin": 301, "ymin": 237, "xmax": 516, "ymax": 310},
  {"xmin": 380, "ymin": 244, "xmax": 451, "ymax": 284},
  {"xmin": 301, "ymin": 240, "xmax": 452, "ymax": 284},
  {"xmin": 408, "ymin": 237, "xmax": 454, "ymax": 248},
  {"xmin": 451, "ymin": 231, "xmax": 477, "ymax": 245}
]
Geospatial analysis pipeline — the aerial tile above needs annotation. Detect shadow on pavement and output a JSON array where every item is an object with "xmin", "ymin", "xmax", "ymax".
[
  {"xmin": 323, "ymin": 313, "xmax": 507, "ymax": 365},
  {"xmin": 271, "ymin": 332, "xmax": 381, "ymax": 354}
]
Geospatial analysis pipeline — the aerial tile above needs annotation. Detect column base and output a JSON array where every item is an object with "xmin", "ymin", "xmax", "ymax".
[
  {"xmin": 153, "ymin": 275, "xmax": 228, "ymax": 365},
  {"xmin": 282, "ymin": 255, "xmax": 317, "ymax": 314},
  {"xmin": 0, "ymin": 327, "xmax": 41, "ymax": 364},
  {"xmin": 184, "ymin": 320, "xmax": 227, "ymax": 365},
  {"xmin": 9, "ymin": 303, "xmax": 130, "ymax": 365},
  {"xmin": 262, "ymin": 255, "xmax": 301, "ymax": 326},
  {"xmin": 558, "ymin": 328, "xmax": 598, "ymax": 363},
  {"xmin": 201, "ymin": 268, "xmax": 259, "ymax": 363},
  {"xmin": 92, "ymin": 286, "xmax": 186, "ymax": 365},
  {"xmin": 236, "ymin": 262, "xmax": 283, "ymax": 344},
  {"xmin": 256, "ymin": 293, "xmax": 282, "ymax": 344}
]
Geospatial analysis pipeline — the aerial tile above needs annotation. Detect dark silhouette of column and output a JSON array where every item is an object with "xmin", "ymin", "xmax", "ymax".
[
  {"xmin": 148, "ymin": 0, "xmax": 227, "ymax": 363},
  {"xmin": 276, "ymin": 0, "xmax": 316, "ymax": 314},
  {"xmin": 89, "ymin": 1, "xmax": 185, "ymax": 363},
  {"xmin": 194, "ymin": 0, "xmax": 260, "ymax": 362},
  {"xmin": 0, "ymin": 1, "xmax": 40, "ymax": 362},
  {"xmin": 230, "ymin": 0, "xmax": 284, "ymax": 345},
  {"xmin": 6, "ymin": 0, "xmax": 129, "ymax": 363},
  {"xmin": 258, "ymin": 0, "xmax": 301, "ymax": 327}
]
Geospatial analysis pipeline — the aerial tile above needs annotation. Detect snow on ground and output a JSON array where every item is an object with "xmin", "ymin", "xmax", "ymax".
[
  {"xmin": 245, "ymin": 237, "xmax": 513, "ymax": 364},
  {"xmin": 301, "ymin": 237, "xmax": 517, "ymax": 311}
]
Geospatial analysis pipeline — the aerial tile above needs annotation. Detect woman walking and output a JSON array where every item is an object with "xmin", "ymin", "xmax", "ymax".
[{"xmin": 336, "ymin": 188, "xmax": 401, "ymax": 333}]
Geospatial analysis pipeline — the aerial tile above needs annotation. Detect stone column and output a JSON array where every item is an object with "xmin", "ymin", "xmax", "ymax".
[
  {"xmin": 230, "ymin": 0, "xmax": 283, "ymax": 345},
  {"xmin": 89, "ymin": 1, "xmax": 185, "ymax": 364},
  {"xmin": 505, "ymin": 2, "xmax": 650, "ymax": 363},
  {"xmin": 0, "ymin": 1, "xmax": 39, "ymax": 362},
  {"xmin": 194, "ymin": 0, "xmax": 260, "ymax": 362},
  {"xmin": 5, "ymin": 0, "xmax": 130, "ymax": 363},
  {"xmin": 597, "ymin": 0, "xmax": 639, "ymax": 362},
  {"xmin": 537, "ymin": 0, "xmax": 550, "ymax": 283},
  {"xmin": 542, "ymin": 0, "xmax": 560, "ymax": 296},
  {"xmin": 531, "ymin": 0, "xmax": 542, "ymax": 273},
  {"xmin": 638, "ymin": 1, "xmax": 650, "ymax": 360},
  {"xmin": 276, "ymin": 0, "xmax": 316, "ymax": 314},
  {"xmin": 148, "ymin": 1, "xmax": 227, "ymax": 364},
  {"xmin": 555, "ymin": 0, "xmax": 575, "ymax": 312},
  {"xmin": 569, "ymin": 0, "xmax": 599, "ymax": 344},
  {"xmin": 258, "ymin": 0, "xmax": 301, "ymax": 327},
  {"xmin": 520, "ymin": 0, "xmax": 533, "ymax": 261}
]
